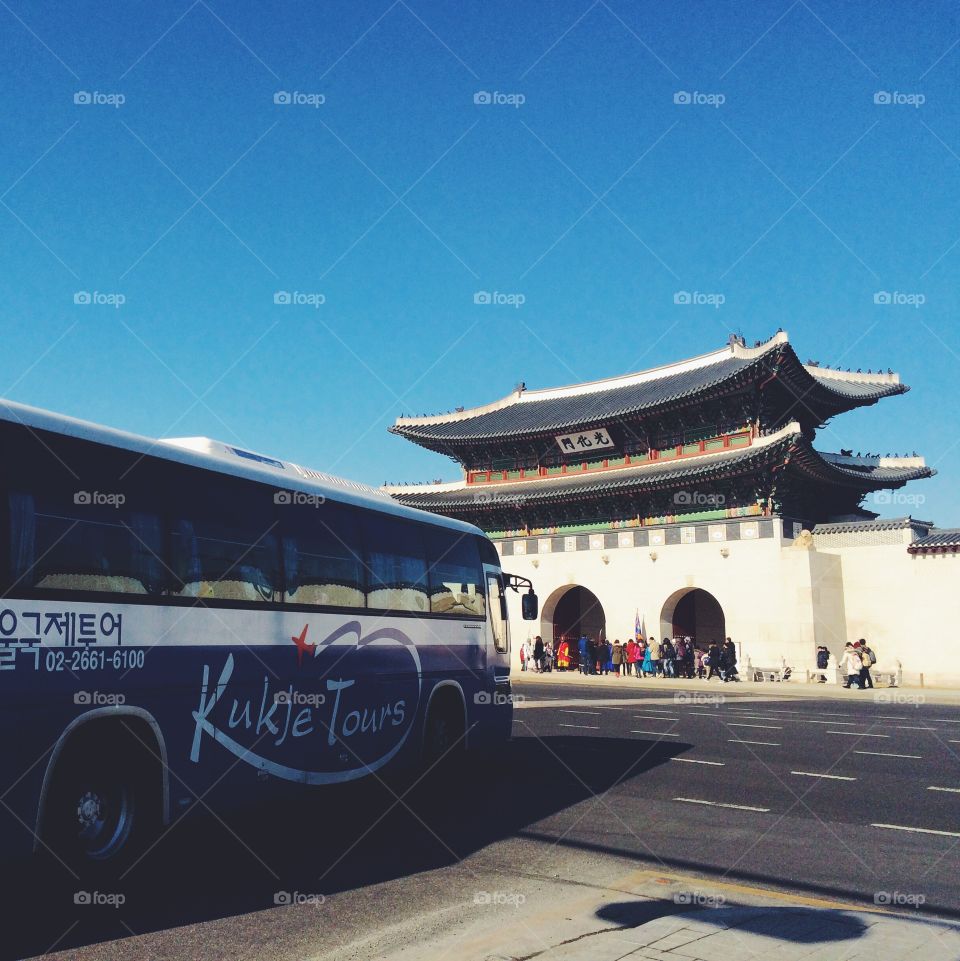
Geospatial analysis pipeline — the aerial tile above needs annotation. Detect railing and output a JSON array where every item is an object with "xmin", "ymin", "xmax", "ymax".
[{"xmin": 466, "ymin": 428, "xmax": 753, "ymax": 485}]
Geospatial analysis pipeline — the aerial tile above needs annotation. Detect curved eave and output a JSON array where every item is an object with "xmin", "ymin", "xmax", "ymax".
[
  {"xmin": 788, "ymin": 443, "xmax": 934, "ymax": 489},
  {"xmin": 391, "ymin": 339, "xmax": 907, "ymax": 450}
]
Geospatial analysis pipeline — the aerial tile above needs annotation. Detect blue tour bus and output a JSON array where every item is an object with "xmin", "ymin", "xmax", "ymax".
[{"xmin": 0, "ymin": 400, "xmax": 537, "ymax": 873}]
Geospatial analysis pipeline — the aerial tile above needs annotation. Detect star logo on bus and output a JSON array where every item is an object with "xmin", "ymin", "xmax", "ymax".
[{"xmin": 292, "ymin": 624, "xmax": 316, "ymax": 667}]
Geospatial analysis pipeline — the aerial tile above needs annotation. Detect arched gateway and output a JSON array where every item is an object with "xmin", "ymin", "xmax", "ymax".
[
  {"xmin": 660, "ymin": 588, "xmax": 726, "ymax": 644},
  {"xmin": 542, "ymin": 585, "xmax": 606, "ymax": 653}
]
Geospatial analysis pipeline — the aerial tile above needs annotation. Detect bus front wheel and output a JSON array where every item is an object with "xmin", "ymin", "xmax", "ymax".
[{"xmin": 423, "ymin": 689, "xmax": 466, "ymax": 771}]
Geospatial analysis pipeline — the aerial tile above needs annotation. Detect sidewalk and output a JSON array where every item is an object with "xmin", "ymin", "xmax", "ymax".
[{"xmin": 511, "ymin": 667, "xmax": 960, "ymax": 704}]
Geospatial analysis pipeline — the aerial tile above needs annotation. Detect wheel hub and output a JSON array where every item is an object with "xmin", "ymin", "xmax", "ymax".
[{"xmin": 76, "ymin": 791, "xmax": 103, "ymax": 831}]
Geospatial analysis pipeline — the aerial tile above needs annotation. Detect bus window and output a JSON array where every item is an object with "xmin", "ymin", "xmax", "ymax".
[
  {"xmin": 8, "ymin": 491, "xmax": 164, "ymax": 595},
  {"xmin": 362, "ymin": 513, "xmax": 428, "ymax": 613},
  {"xmin": 486, "ymin": 571, "xmax": 509, "ymax": 653},
  {"xmin": 282, "ymin": 503, "xmax": 365, "ymax": 608},
  {"xmin": 426, "ymin": 528, "xmax": 485, "ymax": 616}
]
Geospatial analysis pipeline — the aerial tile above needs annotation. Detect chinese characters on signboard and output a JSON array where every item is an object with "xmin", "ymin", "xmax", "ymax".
[{"xmin": 554, "ymin": 429, "xmax": 614, "ymax": 454}]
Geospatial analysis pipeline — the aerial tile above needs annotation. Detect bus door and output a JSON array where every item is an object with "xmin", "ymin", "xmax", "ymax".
[{"xmin": 483, "ymin": 564, "xmax": 511, "ymax": 687}]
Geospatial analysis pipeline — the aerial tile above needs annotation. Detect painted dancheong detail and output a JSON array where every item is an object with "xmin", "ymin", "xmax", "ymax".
[{"xmin": 190, "ymin": 620, "xmax": 423, "ymax": 784}]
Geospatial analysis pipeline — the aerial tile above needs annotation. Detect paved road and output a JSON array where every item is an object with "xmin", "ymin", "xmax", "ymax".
[{"xmin": 7, "ymin": 678, "xmax": 959, "ymax": 960}]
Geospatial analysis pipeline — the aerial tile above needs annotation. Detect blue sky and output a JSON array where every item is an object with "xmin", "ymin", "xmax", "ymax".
[{"xmin": 1, "ymin": 1, "xmax": 958, "ymax": 522}]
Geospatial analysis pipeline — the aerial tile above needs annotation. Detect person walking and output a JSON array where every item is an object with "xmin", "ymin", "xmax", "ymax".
[
  {"xmin": 612, "ymin": 639, "xmax": 623, "ymax": 677},
  {"xmin": 598, "ymin": 637, "xmax": 610, "ymax": 675},
  {"xmin": 841, "ymin": 643, "xmax": 862, "ymax": 689},
  {"xmin": 858, "ymin": 638, "xmax": 876, "ymax": 689},
  {"xmin": 640, "ymin": 640, "xmax": 653, "ymax": 677},
  {"xmin": 814, "ymin": 645, "xmax": 831, "ymax": 683},
  {"xmin": 625, "ymin": 638, "xmax": 637, "ymax": 677},
  {"xmin": 533, "ymin": 635, "xmax": 544, "ymax": 673},
  {"xmin": 543, "ymin": 639, "xmax": 554, "ymax": 673},
  {"xmin": 706, "ymin": 641, "xmax": 722, "ymax": 680},
  {"xmin": 721, "ymin": 638, "xmax": 739, "ymax": 682},
  {"xmin": 521, "ymin": 638, "xmax": 531, "ymax": 671},
  {"xmin": 684, "ymin": 637, "xmax": 695, "ymax": 679},
  {"xmin": 674, "ymin": 636, "xmax": 687, "ymax": 678},
  {"xmin": 578, "ymin": 634, "xmax": 589, "ymax": 675},
  {"xmin": 661, "ymin": 638, "xmax": 675, "ymax": 678}
]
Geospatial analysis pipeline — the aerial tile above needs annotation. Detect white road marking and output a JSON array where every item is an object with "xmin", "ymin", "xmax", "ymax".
[
  {"xmin": 927, "ymin": 786, "xmax": 960, "ymax": 793},
  {"xmin": 671, "ymin": 758, "xmax": 725, "ymax": 766},
  {"xmin": 854, "ymin": 750, "xmax": 922, "ymax": 759},
  {"xmin": 728, "ymin": 739, "xmax": 780, "ymax": 746},
  {"xmin": 633, "ymin": 714, "xmax": 680, "ymax": 721},
  {"xmin": 558, "ymin": 710, "xmax": 601, "ymax": 716},
  {"xmin": 674, "ymin": 797, "xmax": 770, "ymax": 812},
  {"xmin": 872, "ymin": 823, "xmax": 960, "ymax": 838},
  {"xmin": 896, "ymin": 726, "xmax": 938, "ymax": 731},
  {"xmin": 631, "ymin": 730, "xmax": 680, "ymax": 737},
  {"xmin": 827, "ymin": 731, "xmax": 889, "ymax": 737},
  {"xmin": 931, "ymin": 719, "xmax": 960, "ymax": 723},
  {"xmin": 687, "ymin": 712, "xmax": 725, "ymax": 717},
  {"xmin": 728, "ymin": 723, "xmax": 783, "ymax": 730},
  {"xmin": 791, "ymin": 771, "xmax": 857, "ymax": 781},
  {"xmin": 558, "ymin": 723, "xmax": 599, "ymax": 730}
]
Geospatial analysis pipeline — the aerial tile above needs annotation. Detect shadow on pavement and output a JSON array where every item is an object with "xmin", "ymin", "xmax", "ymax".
[{"xmin": 2, "ymin": 735, "xmax": 681, "ymax": 961}]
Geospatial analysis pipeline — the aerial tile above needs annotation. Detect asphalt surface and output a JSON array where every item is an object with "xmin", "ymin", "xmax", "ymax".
[{"xmin": 6, "ymin": 677, "xmax": 960, "ymax": 960}]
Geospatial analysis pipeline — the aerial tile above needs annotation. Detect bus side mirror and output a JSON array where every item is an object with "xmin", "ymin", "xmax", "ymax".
[{"xmin": 522, "ymin": 591, "xmax": 538, "ymax": 621}]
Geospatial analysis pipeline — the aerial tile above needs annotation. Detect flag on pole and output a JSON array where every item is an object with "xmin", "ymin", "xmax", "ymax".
[{"xmin": 634, "ymin": 610, "xmax": 643, "ymax": 642}]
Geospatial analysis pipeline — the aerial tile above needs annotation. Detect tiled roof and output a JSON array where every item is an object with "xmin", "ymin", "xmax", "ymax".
[
  {"xmin": 389, "ymin": 425, "xmax": 933, "ymax": 511},
  {"xmin": 909, "ymin": 529, "xmax": 960, "ymax": 553},
  {"xmin": 391, "ymin": 332, "xmax": 907, "ymax": 448},
  {"xmin": 813, "ymin": 517, "xmax": 933, "ymax": 536}
]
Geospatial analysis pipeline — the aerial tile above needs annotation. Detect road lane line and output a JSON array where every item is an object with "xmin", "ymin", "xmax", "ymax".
[
  {"xmin": 558, "ymin": 710, "xmax": 601, "ymax": 715},
  {"xmin": 854, "ymin": 750, "xmax": 922, "ymax": 758},
  {"xmin": 872, "ymin": 823, "xmax": 960, "ymax": 838},
  {"xmin": 927, "ymin": 786, "xmax": 960, "ymax": 793},
  {"xmin": 630, "ymin": 730, "xmax": 680, "ymax": 737},
  {"xmin": 791, "ymin": 771, "xmax": 857, "ymax": 781},
  {"xmin": 674, "ymin": 797, "xmax": 770, "ymax": 812},
  {"xmin": 728, "ymin": 739, "xmax": 780, "ymax": 746},
  {"xmin": 558, "ymin": 723, "xmax": 599, "ymax": 730},
  {"xmin": 896, "ymin": 726, "xmax": 938, "ymax": 731},
  {"xmin": 728, "ymin": 723, "xmax": 783, "ymax": 730},
  {"xmin": 671, "ymin": 758, "xmax": 725, "ymax": 766},
  {"xmin": 827, "ymin": 731, "xmax": 889, "ymax": 737},
  {"xmin": 632, "ymin": 714, "xmax": 680, "ymax": 720}
]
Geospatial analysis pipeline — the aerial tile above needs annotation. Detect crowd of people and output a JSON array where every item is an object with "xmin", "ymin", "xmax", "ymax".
[
  {"xmin": 520, "ymin": 634, "xmax": 879, "ymax": 691},
  {"xmin": 519, "ymin": 634, "xmax": 742, "ymax": 682}
]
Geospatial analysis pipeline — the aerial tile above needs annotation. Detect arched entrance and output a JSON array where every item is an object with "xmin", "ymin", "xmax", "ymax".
[
  {"xmin": 660, "ymin": 588, "xmax": 725, "ymax": 645},
  {"xmin": 541, "ymin": 585, "xmax": 606, "ymax": 668}
]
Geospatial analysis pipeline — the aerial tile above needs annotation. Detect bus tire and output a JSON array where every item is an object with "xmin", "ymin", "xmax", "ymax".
[
  {"xmin": 422, "ymin": 687, "xmax": 466, "ymax": 772},
  {"xmin": 42, "ymin": 720, "xmax": 161, "ymax": 878}
]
